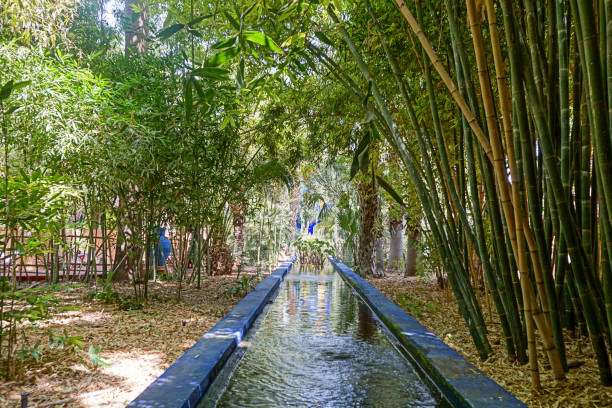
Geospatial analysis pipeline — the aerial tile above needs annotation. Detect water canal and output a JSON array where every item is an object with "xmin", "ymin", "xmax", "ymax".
[{"xmin": 201, "ymin": 264, "xmax": 443, "ymax": 407}]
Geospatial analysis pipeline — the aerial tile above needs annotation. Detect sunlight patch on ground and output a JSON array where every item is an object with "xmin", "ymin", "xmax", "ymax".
[
  {"xmin": 78, "ymin": 351, "xmax": 164, "ymax": 407},
  {"xmin": 0, "ymin": 278, "xmax": 253, "ymax": 408},
  {"xmin": 35, "ymin": 310, "xmax": 112, "ymax": 329}
]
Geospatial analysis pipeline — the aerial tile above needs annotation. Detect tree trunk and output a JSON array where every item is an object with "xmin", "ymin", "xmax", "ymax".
[
  {"xmin": 112, "ymin": 225, "xmax": 130, "ymax": 281},
  {"xmin": 356, "ymin": 176, "xmax": 380, "ymax": 276},
  {"xmin": 404, "ymin": 226, "xmax": 419, "ymax": 277},
  {"xmin": 124, "ymin": 0, "xmax": 147, "ymax": 55},
  {"xmin": 388, "ymin": 216, "xmax": 403, "ymax": 273},
  {"xmin": 210, "ymin": 228, "xmax": 233, "ymax": 276},
  {"xmin": 375, "ymin": 237, "xmax": 385, "ymax": 277},
  {"xmin": 231, "ymin": 203, "xmax": 246, "ymax": 274}
]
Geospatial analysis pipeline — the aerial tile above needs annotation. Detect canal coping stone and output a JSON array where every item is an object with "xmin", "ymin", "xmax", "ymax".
[
  {"xmin": 128, "ymin": 256, "xmax": 297, "ymax": 408},
  {"xmin": 329, "ymin": 257, "xmax": 526, "ymax": 408}
]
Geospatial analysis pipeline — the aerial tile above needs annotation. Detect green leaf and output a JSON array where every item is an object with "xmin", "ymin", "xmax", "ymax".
[
  {"xmin": 157, "ymin": 23, "xmax": 185, "ymax": 40},
  {"xmin": 281, "ymin": 32, "xmax": 306, "ymax": 48},
  {"xmin": 130, "ymin": 3, "xmax": 143, "ymax": 13},
  {"xmin": 241, "ymin": 3, "xmax": 258, "ymax": 20},
  {"xmin": 88, "ymin": 48, "xmax": 107, "ymax": 60},
  {"xmin": 223, "ymin": 11, "xmax": 240, "ymax": 29},
  {"xmin": 0, "ymin": 80, "xmax": 14, "ymax": 100},
  {"xmin": 192, "ymin": 78, "xmax": 207, "ymax": 100},
  {"xmin": 87, "ymin": 345, "xmax": 109, "ymax": 368},
  {"xmin": 187, "ymin": 14, "xmax": 213, "ymax": 28},
  {"xmin": 376, "ymin": 175, "xmax": 406, "ymax": 208},
  {"xmin": 192, "ymin": 66, "xmax": 230, "ymax": 81},
  {"xmin": 188, "ymin": 29, "xmax": 204, "ymax": 39},
  {"xmin": 208, "ymin": 46, "xmax": 239, "ymax": 66},
  {"xmin": 236, "ymin": 58, "xmax": 245, "ymax": 89},
  {"xmin": 12, "ymin": 80, "xmax": 31, "ymax": 92},
  {"xmin": 5, "ymin": 105, "xmax": 19, "ymax": 115},
  {"xmin": 243, "ymin": 31, "xmax": 282, "ymax": 53},
  {"xmin": 212, "ymin": 36, "xmax": 237, "ymax": 50}
]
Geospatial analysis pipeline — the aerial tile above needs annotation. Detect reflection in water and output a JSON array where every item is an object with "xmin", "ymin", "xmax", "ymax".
[{"xmin": 211, "ymin": 265, "xmax": 439, "ymax": 407}]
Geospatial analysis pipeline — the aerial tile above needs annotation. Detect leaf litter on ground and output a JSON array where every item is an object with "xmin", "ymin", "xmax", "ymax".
[
  {"xmin": 0, "ymin": 267, "xmax": 264, "ymax": 408},
  {"xmin": 371, "ymin": 274, "xmax": 612, "ymax": 408}
]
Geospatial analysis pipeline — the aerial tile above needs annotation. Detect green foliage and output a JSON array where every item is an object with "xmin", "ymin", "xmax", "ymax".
[
  {"xmin": 87, "ymin": 281, "xmax": 143, "ymax": 311},
  {"xmin": 48, "ymin": 329, "xmax": 85, "ymax": 351},
  {"xmin": 87, "ymin": 283, "xmax": 120, "ymax": 304},
  {"xmin": 227, "ymin": 275, "xmax": 257, "ymax": 297},
  {"xmin": 1, "ymin": 171, "xmax": 79, "ymax": 236},
  {"xmin": 294, "ymin": 237, "xmax": 334, "ymax": 266},
  {"xmin": 87, "ymin": 344, "xmax": 109, "ymax": 368},
  {"xmin": 394, "ymin": 292, "xmax": 438, "ymax": 320},
  {"xmin": 0, "ymin": 280, "xmax": 59, "ymax": 323},
  {"xmin": 0, "ymin": 0, "xmax": 77, "ymax": 47},
  {"xmin": 16, "ymin": 343, "xmax": 44, "ymax": 362},
  {"xmin": 0, "ymin": 281, "xmax": 60, "ymax": 378}
]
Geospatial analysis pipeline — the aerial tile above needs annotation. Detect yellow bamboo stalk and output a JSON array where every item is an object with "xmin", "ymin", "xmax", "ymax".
[
  {"xmin": 478, "ymin": 1, "xmax": 544, "ymax": 316},
  {"xmin": 394, "ymin": 1, "xmax": 567, "ymax": 383},
  {"xmin": 462, "ymin": 0, "xmax": 540, "ymax": 388},
  {"xmin": 463, "ymin": 0, "xmax": 517, "ymax": 250},
  {"xmin": 392, "ymin": 0, "xmax": 493, "ymax": 161},
  {"xmin": 515, "ymin": 214, "xmax": 541, "ymax": 388},
  {"xmin": 478, "ymin": 0, "xmax": 565, "ymax": 381}
]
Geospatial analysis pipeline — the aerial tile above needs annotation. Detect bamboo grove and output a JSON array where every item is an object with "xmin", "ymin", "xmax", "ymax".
[
  {"xmin": 2, "ymin": 0, "xmax": 612, "ymax": 392},
  {"xmin": 299, "ymin": 0, "xmax": 612, "ymax": 389}
]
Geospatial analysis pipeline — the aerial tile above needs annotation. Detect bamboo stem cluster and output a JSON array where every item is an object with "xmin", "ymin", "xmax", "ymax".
[{"xmin": 317, "ymin": 0, "xmax": 612, "ymax": 389}]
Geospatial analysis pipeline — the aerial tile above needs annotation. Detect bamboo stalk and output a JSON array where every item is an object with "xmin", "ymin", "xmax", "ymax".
[
  {"xmin": 328, "ymin": 4, "xmax": 492, "ymax": 356},
  {"xmin": 392, "ymin": 0, "xmax": 493, "ymax": 161}
]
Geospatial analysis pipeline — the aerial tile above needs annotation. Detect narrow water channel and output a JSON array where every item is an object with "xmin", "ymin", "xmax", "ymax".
[{"xmin": 203, "ymin": 264, "xmax": 441, "ymax": 407}]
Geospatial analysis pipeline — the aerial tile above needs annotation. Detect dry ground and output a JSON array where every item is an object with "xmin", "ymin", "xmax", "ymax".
[
  {"xmin": 371, "ymin": 274, "xmax": 612, "ymax": 408},
  {"xmin": 0, "ymin": 269, "xmax": 263, "ymax": 408}
]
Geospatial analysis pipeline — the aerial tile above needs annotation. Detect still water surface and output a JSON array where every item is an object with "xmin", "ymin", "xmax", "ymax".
[{"xmin": 204, "ymin": 265, "xmax": 440, "ymax": 407}]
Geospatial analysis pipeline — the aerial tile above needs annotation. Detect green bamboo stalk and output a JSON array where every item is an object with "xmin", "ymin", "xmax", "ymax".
[
  {"xmin": 447, "ymin": 5, "xmax": 524, "ymax": 328},
  {"xmin": 444, "ymin": 0, "xmax": 522, "ymax": 361},
  {"xmin": 573, "ymin": 0, "xmax": 612, "ymax": 234},
  {"xmin": 328, "ymin": 4, "xmax": 491, "ymax": 357},
  {"xmin": 520, "ymin": 24, "xmax": 612, "ymax": 384}
]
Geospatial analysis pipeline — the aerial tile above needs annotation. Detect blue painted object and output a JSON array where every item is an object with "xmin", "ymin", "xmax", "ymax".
[
  {"xmin": 307, "ymin": 220, "xmax": 317, "ymax": 235},
  {"xmin": 329, "ymin": 257, "xmax": 526, "ymax": 408},
  {"xmin": 129, "ymin": 257, "xmax": 297, "ymax": 408},
  {"xmin": 156, "ymin": 227, "xmax": 172, "ymax": 267}
]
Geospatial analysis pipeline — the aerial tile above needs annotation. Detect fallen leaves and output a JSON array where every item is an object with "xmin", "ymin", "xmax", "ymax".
[
  {"xmin": 0, "ymin": 269, "xmax": 263, "ymax": 407},
  {"xmin": 371, "ymin": 275, "xmax": 612, "ymax": 408}
]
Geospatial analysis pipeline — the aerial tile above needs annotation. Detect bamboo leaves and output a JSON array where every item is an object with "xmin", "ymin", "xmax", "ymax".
[
  {"xmin": 375, "ymin": 175, "xmax": 405, "ymax": 208},
  {"xmin": 0, "ymin": 80, "xmax": 30, "ymax": 101},
  {"xmin": 243, "ymin": 31, "xmax": 283, "ymax": 53},
  {"xmin": 192, "ymin": 66, "xmax": 230, "ymax": 81},
  {"xmin": 156, "ymin": 23, "xmax": 185, "ymax": 40},
  {"xmin": 156, "ymin": 15, "xmax": 213, "ymax": 40},
  {"xmin": 209, "ymin": 47, "xmax": 241, "ymax": 66}
]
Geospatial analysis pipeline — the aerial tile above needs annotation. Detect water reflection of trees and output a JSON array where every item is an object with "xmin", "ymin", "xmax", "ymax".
[{"xmin": 332, "ymin": 278, "xmax": 356, "ymax": 334}]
